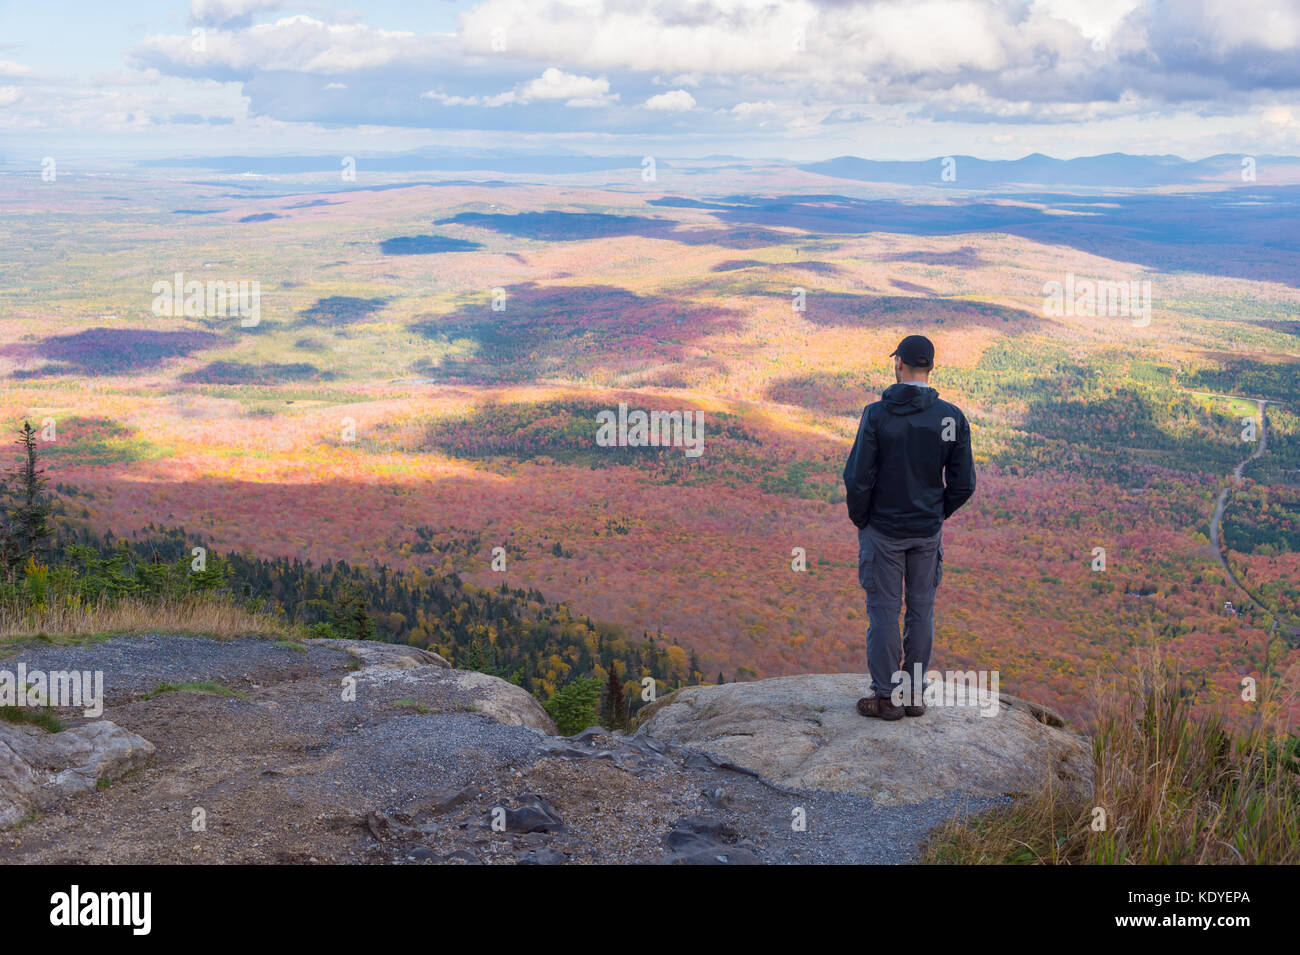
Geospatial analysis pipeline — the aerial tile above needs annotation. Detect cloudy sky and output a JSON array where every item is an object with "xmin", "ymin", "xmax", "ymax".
[{"xmin": 1, "ymin": 0, "xmax": 1298, "ymax": 160}]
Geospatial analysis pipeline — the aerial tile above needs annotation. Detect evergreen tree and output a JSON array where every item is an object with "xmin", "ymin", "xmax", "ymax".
[
  {"xmin": 330, "ymin": 583, "xmax": 375, "ymax": 641},
  {"xmin": 459, "ymin": 637, "xmax": 490, "ymax": 671},
  {"xmin": 6, "ymin": 421, "xmax": 51, "ymax": 574},
  {"xmin": 542, "ymin": 676, "xmax": 603, "ymax": 736},
  {"xmin": 602, "ymin": 664, "xmax": 627, "ymax": 731}
]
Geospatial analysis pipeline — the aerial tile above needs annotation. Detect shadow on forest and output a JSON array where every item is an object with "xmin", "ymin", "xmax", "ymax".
[
  {"xmin": 878, "ymin": 246, "xmax": 987, "ymax": 267},
  {"xmin": 1184, "ymin": 356, "xmax": 1300, "ymax": 404},
  {"xmin": 434, "ymin": 211, "xmax": 793, "ymax": 249},
  {"xmin": 1251, "ymin": 320, "xmax": 1300, "ymax": 340},
  {"xmin": 436, "ymin": 189, "xmax": 1300, "ymax": 285},
  {"xmin": 690, "ymin": 189, "xmax": 1300, "ymax": 287},
  {"xmin": 766, "ymin": 371, "xmax": 873, "ymax": 419},
  {"xmin": 711, "ymin": 259, "xmax": 844, "ymax": 275},
  {"xmin": 296, "ymin": 296, "xmax": 389, "ymax": 327},
  {"xmin": 890, "ymin": 280, "xmax": 934, "ymax": 294},
  {"xmin": 407, "ymin": 396, "xmax": 713, "ymax": 467},
  {"xmin": 380, "ymin": 234, "xmax": 482, "ymax": 254},
  {"xmin": 1, "ymin": 328, "xmax": 223, "ymax": 378},
  {"xmin": 988, "ymin": 378, "xmax": 1247, "ymax": 480},
  {"xmin": 407, "ymin": 282, "xmax": 743, "ymax": 383},
  {"xmin": 180, "ymin": 360, "xmax": 336, "ymax": 385},
  {"xmin": 783, "ymin": 291, "xmax": 1043, "ymax": 332}
]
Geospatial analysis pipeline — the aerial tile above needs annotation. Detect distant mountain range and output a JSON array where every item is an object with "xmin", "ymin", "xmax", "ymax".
[
  {"xmin": 138, "ymin": 149, "xmax": 649, "ymax": 176},
  {"xmin": 798, "ymin": 153, "xmax": 1300, "ymax": 187},
  {"xmin": 122, "ymin": 149, "xmax": 1300, "ymax": 187}
]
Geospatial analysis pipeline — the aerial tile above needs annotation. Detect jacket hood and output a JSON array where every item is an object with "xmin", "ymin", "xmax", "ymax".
[{"xmin": 881, "ymin": 382, "xmax": 939, "ymax": 415}]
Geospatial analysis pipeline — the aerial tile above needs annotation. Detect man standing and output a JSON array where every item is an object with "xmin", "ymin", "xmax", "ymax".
[{"xmin": 843, "ymin": 335, "xmax": 976, "ymax": 720}]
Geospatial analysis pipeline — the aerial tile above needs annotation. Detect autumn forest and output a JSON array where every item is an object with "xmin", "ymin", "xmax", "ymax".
[{"xmin": 3, "ymin": 159, "xmax": 1298, "ymax": 729}]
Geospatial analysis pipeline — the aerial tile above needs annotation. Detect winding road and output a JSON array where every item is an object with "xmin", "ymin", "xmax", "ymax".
[{"xmin": 1197, "ymin": 392, "xmax": 1281, "ymax": 635}]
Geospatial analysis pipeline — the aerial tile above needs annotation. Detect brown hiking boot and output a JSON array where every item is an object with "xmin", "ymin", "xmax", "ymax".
[
  {"xmin": 857, "ymin": 696, "xmax": 904, "ymax": 721},
  {"xmin": 901, "ymin": 682, "xmax": 927, "ymax": 717}
]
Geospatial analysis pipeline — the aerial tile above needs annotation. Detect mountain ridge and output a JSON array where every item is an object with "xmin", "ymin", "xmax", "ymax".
[{"xmin": 799, "ymin": 152, "xmax": 1300, "ymax": 186}]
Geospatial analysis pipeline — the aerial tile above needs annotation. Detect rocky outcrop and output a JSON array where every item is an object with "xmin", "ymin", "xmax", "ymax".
[
  {"xmin": 434, "ymin": 669, "xmax": 557, "ymax": 734},
  {"xmin": 1, "ymin": 636, "xmax": 553, "ymax": 835},
  {"xmin": 0, "ymin": 720, "xmax": 155, "ymax": 829},
  {"xmin": 307, "ymin": 638, "xmax": 450, "ymax": 669},
  {"xmin": 312, "ymin": 638, "xmax": 556, "ymax": 734},
  {"xmin": 637, "ymin": 674, "xmax": 1093, "ymax": 806},
  {"xmin": 662, "ymin": 816, "xmax": 761, "ymax": 865},
  {"xmin": 1, "ymin": 636, "xmax": 1085, "ymax": 862}
]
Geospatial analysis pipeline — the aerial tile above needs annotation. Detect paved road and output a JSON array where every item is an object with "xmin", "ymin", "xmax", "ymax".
[
  {"xmin": 1200, "ymin": 394, "xmax": 1281, "ymax": 638},
  {"xmin": 1207, "ymin": 397, "xmax": 1267, "ymax": 581}
]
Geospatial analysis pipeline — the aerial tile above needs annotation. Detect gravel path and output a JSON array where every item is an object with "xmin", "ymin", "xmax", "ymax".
[{"xmin": 0, "ymin": 634, "xmax": 345, "ymax": 703}]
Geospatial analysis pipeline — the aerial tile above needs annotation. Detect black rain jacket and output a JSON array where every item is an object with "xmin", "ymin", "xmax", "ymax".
[{"xmin": 843, "ymin": 383, "xmax": 976, "ymax": 538}]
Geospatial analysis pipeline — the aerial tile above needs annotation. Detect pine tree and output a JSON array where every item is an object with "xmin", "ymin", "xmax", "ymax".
[
  {"xmin": 543, "ymin": 676, "xmax": 603, "ymax": 736},
  {"xmin": 330, "ymin": 583, "xmax": 375, "ymax": 641},
  {"xmin": 0, "ymin": 480, "xmax": 10, "ymax": 580},
  {"xmin": 7, "ymin": 421, "xmax": 51, "ymax": 573},
  {"xmin": 602, "ymin": 664, "xmax": 627, "ymax": 731},
  {"xmin": 459, "ymin": 637, "xmax": 489, "ymax": 672}
]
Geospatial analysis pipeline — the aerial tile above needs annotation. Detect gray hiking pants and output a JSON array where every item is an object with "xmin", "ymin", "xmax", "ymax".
[{"xmin": 858, "ymin": 524, "xmax": 943, "ymax": 700}]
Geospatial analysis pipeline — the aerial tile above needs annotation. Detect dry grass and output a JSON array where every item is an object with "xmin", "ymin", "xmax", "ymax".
[
  {"xmin": 0, "ymin": 594, "xmax": 289, "ymax": 646},
  {"xmin": 922, "ymin": 642, "xmax": 1300, "ymax": 864}
]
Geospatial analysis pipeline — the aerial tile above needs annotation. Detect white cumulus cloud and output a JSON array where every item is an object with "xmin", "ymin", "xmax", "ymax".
[
  {"xmin": 644, "ymin": 89, "xmax": 695, "ymax": 110},
  {"xmin": 505, "ymin": 68, "xmax": 617, "ymax": 106},
  {"xmin": 107, "ymin": 1, "xmax": 1300, "ymax": 139}
]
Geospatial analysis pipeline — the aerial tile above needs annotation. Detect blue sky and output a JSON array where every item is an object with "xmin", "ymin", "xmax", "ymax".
[{"xmin": 2, "ymin": 0, "xmax": 1298, "ymax": 160}]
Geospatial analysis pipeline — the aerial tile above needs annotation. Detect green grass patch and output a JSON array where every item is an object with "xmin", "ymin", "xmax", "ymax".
[
  {"xmin": 393, "ymin": 698, "xmax": 430, "ymax": 714},
  {"xmin": 0, "ymin": 705, "xmax": 65, "ymax": 733},
  {"xmin": 143, "ymin": 680, "xmax": 247, "ymax": 701},
  {"xmin": 0, "ymin": 631, "xmax": 119, "ymax": 655}
]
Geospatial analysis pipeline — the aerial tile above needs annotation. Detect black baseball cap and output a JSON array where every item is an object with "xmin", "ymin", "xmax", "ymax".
[{"xmin": 890, "ymin": 335, "xmax": 934, "ymax": 368}]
